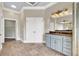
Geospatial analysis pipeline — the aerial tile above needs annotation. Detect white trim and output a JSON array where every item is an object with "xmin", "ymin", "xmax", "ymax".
[
  {"xmin": 22, "ymin": 6, "xmax": 45, "ymax": 9},
  {"xmin": 45, "ymin": 2, "xmax": 57, "ymax": 9},
  {"xmin": 20, "ymin": 3, "xmax": 57, "ymax": 12},
  {"xmin": 72, "ymin": 3, "xmax": 77, "ymax": 56},
  {"xmin": 4, "ymin": 18, "xmax": 20, "ymax": 41},
  {"xmin": 32, "ymin": 2, "xmax": 39, "ymax": 6},
  {"xmin": 21, "ymin": 40, "xmax": 45, "ymax": 43},
  {"xmin": 26, "ymin": 2, "xmax": 33, "ymax": 6},
  {"xmin": 5, "ymin": 37, "xmax": 16, "ymax": 39},
  {"xmin": 20, "ymin": 6, "xmax": 45, "ymax": 13},
  {"xmin": 4, "ymin": 18, "xmax": 16, "ymax": 21}
]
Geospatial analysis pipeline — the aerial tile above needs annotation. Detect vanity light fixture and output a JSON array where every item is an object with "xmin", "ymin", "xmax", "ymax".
[
  {"xmin": 54, "ymin": 13, "xmax": 59, "ymax": 17},
  {"xmin": 62, "ymin": 9, "xmax": 69, "ymax": 15},
  {"xmin": 51, "ymin": 9, "xmax": 71, "ymax": 18},
  {"xmin": 60, "ymin": 20, "xmax": 70, "ymax": 24},
  {"xmin": 59, "ymin": 12, "xmax": 64, "ymax": 16},
  {"xmin": 11, "ymin": 5, "xmax": 16, "ymax": 8}
]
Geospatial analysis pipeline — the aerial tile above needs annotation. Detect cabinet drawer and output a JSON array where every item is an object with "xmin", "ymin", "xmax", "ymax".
[
  {"xmin": 63, "ymin": 41, "xmax": 71, "ymax": 49},
  {"xmin": 50, "ymin": 35, "xmax": 56, "ymax": 39},
  {"xmin": 63, "ymin": 39, "xmax": 71, "ymax": 43},
  {"xmin": 63, "ymin": 51, "xmax": 71, "ymax": 56},
  {"xmin": 63, "ymin": 44, "xmax": 71, "ymax": 49},
  {"xmin": 63, "ymin": 41, "xmax": 71, "ymax": 46},
  {"xmin": 63, "ymin": 46, "xmax": 71, "ymax": 50},
  {"xmin": 63, "ymin": 46, "xmax": 71, "ymax": 56},
  {"xmin": 63, "ymin": 49, "xmax": 71, "ymax": 56},
  {"xmin": 63, "ymin": 36, "xmax": 71, "ymax": 41}
]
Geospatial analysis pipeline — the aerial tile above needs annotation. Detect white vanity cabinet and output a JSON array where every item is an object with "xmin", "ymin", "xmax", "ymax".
[{"xmin": 45, "ymin": 34, "xmax": 72, "ymax": 56}]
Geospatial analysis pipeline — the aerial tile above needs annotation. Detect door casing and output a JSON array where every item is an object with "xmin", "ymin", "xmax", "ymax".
[{"xmin": 4, "ymin": 18, "xmax": 19, "ymax": 41}]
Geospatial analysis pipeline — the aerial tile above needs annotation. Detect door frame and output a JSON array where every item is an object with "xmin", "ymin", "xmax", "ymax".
[{"xmin": 4, "ymin": 18, "xmax": 19, "ymax": 41}]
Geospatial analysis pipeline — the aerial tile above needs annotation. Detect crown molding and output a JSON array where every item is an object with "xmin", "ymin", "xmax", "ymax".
[
  {"xmin": 45, "ymin": 2, "xmax": 57, "ymax": 9},
  {"xmin": 20, "ymin": 6, "xmax": 45, "ymax": 13},
  {"xmin": 20, "ymin": 3, "xmax": 57, "ymax": 13}
]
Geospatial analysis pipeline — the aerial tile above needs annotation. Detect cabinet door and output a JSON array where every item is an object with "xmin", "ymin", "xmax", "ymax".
[
  {"xmin": 63, "ymin": 36, "xmax": 72, "ymax": 56},
  {"xmin": 51, "ymin": 35, "xmax": 56, "ymax": 50},
  {"xmin": 45, "ymin": 34, "xmax": 51, "ymax": 48},
  {"xmin": 56, "ymin": 36, "xmax": 63, "ymax": 52}
]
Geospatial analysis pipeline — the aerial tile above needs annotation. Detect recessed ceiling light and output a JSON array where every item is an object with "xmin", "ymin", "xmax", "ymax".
[{"xmin": 11, "ymin": 5, "xmax": 16, "ymax": 8}]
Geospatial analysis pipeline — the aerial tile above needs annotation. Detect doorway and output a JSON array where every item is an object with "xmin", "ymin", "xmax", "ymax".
[{"xmin": 4, "ymin": 19, "xmax": 16, "ymax": 42}]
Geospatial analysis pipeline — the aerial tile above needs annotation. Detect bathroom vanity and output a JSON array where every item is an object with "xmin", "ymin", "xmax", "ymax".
[{"xmin": 45, "ymin": 30, "xmax": 72, "ymax": 56}]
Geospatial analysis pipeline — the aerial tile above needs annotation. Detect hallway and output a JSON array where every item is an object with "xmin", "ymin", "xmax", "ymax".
[{"xmin": 0, "ymin": 40, "xmax": 64, "ymax": 56}]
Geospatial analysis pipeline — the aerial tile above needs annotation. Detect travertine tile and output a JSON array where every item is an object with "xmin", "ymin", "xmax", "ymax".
[{"xmin": 0, "ymin": 40, "xmax": 64, "ymax": 56}]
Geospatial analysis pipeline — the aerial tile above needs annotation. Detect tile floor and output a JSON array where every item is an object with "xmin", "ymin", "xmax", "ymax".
[{"xmin": 0, "ymin": 40, "xmax": 64, "ymax": 56}]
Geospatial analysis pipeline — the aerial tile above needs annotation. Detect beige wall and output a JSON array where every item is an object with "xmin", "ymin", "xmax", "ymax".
[{"xmin": 3, "ymin": 9, "xmax": 19, "ymax": 19}]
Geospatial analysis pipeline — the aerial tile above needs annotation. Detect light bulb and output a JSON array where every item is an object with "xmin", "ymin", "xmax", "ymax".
[{"xmin": 11, "ymin": 5, "xmax": 16, "ymax": 8}]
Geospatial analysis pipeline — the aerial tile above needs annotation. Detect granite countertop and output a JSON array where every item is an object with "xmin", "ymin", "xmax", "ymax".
[{"xmin": 46, "ymin": 30, "xmax": 72, "ymax": 37}]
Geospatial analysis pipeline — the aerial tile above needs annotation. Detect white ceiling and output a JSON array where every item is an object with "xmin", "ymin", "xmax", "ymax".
[{"xmin": 3, "ymin": 2, "xmax": 52, "ymax": 11}]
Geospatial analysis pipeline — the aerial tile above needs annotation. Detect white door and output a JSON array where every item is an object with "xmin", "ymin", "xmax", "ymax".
[{"xmin": 26, "ymin": 17, "xmax": 44, "ymax": 43}]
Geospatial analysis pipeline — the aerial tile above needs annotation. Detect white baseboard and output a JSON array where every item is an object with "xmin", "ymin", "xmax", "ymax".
[
  {"xmin": 5, "ymin": 37, "xmax": 21, "ymax": 40},
  {"xmin": 21, "ymin": 40, "xmax": 45, "ymax": 43},
  {"xmin": 5, "ymin": 37, "xmax": 16, "ymax": 38},
  {"xmin": 16, "ymin": 37, "xmax": 21, "ymax": 40}
]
